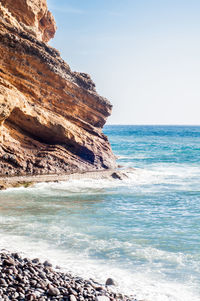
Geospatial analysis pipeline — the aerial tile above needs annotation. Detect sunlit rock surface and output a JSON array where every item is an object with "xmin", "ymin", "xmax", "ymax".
[{"xmin": 0, "ymin": 0, "xmax": 116, "ymax": 176}]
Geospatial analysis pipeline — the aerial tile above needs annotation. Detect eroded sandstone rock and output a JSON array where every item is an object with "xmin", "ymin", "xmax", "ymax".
[
  {"xmin": 0, "ymin": 0, "xmax": 56, "ymax": 42},
  {"xmin": 0, "ymin": 0, "xmax": 116, "ymax": 176}
]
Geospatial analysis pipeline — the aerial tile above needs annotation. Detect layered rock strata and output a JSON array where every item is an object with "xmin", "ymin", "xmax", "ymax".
[{"xmin": 0, "ymin": 0, "xmax": 116, "ymax": 176}]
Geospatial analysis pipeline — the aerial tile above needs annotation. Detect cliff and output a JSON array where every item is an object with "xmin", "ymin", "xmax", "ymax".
[{"xmin": 0, "ymin": 0, "xmax": 116, "ymax": 176}]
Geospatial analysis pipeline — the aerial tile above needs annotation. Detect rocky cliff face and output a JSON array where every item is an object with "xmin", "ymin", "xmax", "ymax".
[{"xmin": 0, "ymin": 0, "xmax": 116, "ymax": 176}]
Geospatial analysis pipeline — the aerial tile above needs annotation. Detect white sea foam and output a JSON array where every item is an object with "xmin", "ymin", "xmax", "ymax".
[
  {"xmin": 2, "ymin": 162, "xmax": 199, "ymax": 196},
  {"xmin": 118, "ymin": 154, "xmax": 150, "ymax": 160},
  {"xmin": 28, "ymin": 164, "xmax": 199, "ymax": 194}
]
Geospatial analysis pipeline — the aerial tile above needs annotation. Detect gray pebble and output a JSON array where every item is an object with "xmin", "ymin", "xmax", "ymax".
[
  {"xmin": 44, "ymin": 260, "xmax": 52, "ymax": 267},
  {"xmin": 69, "ymin": 294, "xmax": 77, "ymax": 301},
  {"xmin": 3, "ymin": 257, "xmax": 15, "ymax": 266},
  {"xmin": 32, "ymin": 258, "xmax": 40, "ymax": 264},
  {"xmin": 47, "ymin": 284, "xmax": 60, "ymax": 296},
  {"xmin": 0, "ymin": 279, "xmax": 7, "ymax": 287},
  {"xmin": 105, "ymin": 278, "xmax": 117, "ymax": 286}
]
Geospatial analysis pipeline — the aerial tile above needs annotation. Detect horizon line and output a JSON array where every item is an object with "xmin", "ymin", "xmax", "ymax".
[{"xmin": 105, "ymin": 124, "xmax": 200, "ymax": 126}]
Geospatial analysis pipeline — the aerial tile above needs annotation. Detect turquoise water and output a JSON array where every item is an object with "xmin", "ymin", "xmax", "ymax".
[{"xmin": 0, "ymin": 125, "xmax": 200, "ymax": 301}]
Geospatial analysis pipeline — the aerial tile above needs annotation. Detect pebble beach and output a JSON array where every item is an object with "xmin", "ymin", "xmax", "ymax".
[{"xmin": 0, "ymin": 251, "xmax": 136, "ymax": 301}]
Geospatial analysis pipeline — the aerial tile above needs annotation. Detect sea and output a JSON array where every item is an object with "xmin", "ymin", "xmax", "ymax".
[{"xmin": 0, "ymin": 125, "xmax": 200, "ymax": 301}]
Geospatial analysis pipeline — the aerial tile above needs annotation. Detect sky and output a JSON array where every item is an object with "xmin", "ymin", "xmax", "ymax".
[{"xmin": 47, "ymin": 0, "xmax": 200, "ymax": 125}]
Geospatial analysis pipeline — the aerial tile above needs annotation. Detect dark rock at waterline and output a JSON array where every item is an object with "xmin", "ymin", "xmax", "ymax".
[
  {"xmin": 111, "ymin": 172, "xmax": 129, "ymax": 180},
  {"xmin": 105, "ymin": 278, "xmax": 117, "ymax": 286},
  {"xmin": 43, "ymin": 260, "xmax": 52, "ymax": 267},
  {"xmin": 32, "ymin": 258, "xmax": 40, "ymax": 264},
  {"xmin": 0, "ymin": 251, "xmax": 136, "ymax": 301},
  {"xmin": 111, "ymin": 172, "xmax": 123, "ymax": 180}
]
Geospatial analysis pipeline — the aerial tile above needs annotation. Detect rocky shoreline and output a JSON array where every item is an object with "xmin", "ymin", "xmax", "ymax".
[
  {"xmin": 0, "ymin": 168, "xmax": 134, "ymax": 190},
  {"xmin": 0, "ymin": 251, "xmax": 137, "ymax": 301}
]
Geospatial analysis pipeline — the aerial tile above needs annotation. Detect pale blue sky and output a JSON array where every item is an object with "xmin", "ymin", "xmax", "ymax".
[{"xmin": 48, "ymin": 0, "xmax": 200, "ymax": 125}]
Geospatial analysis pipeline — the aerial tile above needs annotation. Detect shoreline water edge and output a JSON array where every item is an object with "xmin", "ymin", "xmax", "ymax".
[{"xmin": 0, "ymin": 168, "xmax": 134, "ymax": 190}]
